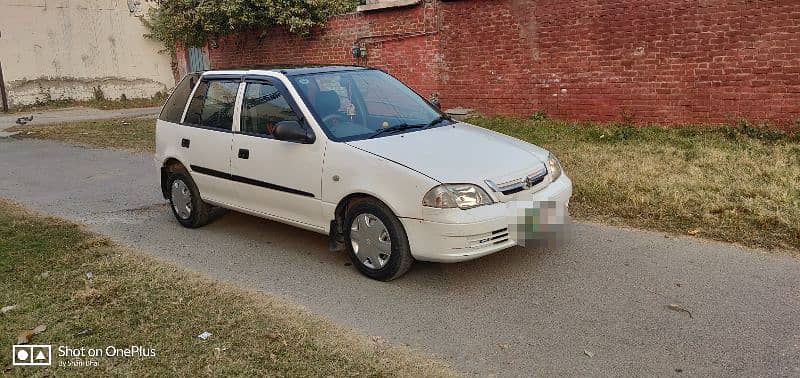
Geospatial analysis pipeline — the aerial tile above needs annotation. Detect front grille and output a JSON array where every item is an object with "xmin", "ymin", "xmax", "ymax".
[
  {"xmin": 487, "ymin": 165, "xmax": 548, "ymax": 196},
  {"xmin": 500, "ymin": 174, "xmax": 545, "ymax": 195},
  {"xmin": 467, "ymin": 228, "xmax": 510, "ymax": 248}
]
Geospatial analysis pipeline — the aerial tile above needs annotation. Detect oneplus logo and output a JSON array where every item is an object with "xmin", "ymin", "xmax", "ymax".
[{"xmin": 12, "ymin": 345, "xmax": 51, "ymax": 366}]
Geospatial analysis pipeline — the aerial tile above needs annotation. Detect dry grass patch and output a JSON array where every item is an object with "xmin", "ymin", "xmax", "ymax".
[
  {"xmin": 10, "ymin": 118, "xmax": 156, "ymax": 153},
  {"xmin": 0, "ymin": 200, "xmax": 453, "ymax": 376},
  {"xmin": 471, "ymin": 116, "xmax": 800, "ymax": 255}
]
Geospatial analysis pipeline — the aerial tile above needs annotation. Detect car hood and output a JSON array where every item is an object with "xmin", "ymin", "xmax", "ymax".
[{"xmin": 346, "ymin": 122, "xmax": 549, "ymax": 184}]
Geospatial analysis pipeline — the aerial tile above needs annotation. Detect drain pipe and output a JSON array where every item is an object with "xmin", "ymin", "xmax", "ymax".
[{"xmin": 0, "ymin": 60, "xmax": 8, "ymax": 112}]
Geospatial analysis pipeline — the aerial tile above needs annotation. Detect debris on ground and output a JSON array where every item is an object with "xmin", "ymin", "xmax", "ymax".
[
  {"xmin": 17, "ymin": 325, "xmax": 47, "ymax": 344},
  {"xmin": 15, "ymin": 116, "xmax": 34, "ymax": 125},
  {"xmin": 584, "ymin": 349, "xmax": 595, "ymax": 358},
  {"xmin": 74, "ymin": 329, "xmax": 93, "ymax": 337},
  {"xmin": 213, "ymin": 346, "xmax": 228, "ymax": 359},
  {"xmin": 39, "ymin": 271, "xmax": 49, "ymax": 279},
  {"xmin": 86, "ymin": 272, "xmax": 94, "ymax": 280},
  {"xmin": 665, "ymin": 304, "xmax": 693, "ymax": 319},
  {"xmin": 1, "ymin": 305, "xmax": 19, "ymax": 314},
  {"xmin": 198, "ymin": 331, "xmax": 212, "ymax": 340},
  {"xmin": 372, "ymin": 336, "xmax": 388, "ymax": 345},
  {"xmin": 687, "ymin": 228, "xmax": 700, "ymax": 236}
]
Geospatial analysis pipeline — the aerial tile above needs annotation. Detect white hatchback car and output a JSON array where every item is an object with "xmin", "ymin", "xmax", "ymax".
[{"xmin": 156, "ymin": 66, "xmax": 572, "ymax": 280}]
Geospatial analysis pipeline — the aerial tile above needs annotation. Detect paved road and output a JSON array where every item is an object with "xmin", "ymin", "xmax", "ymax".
[
  {"xmin": 0, "ymin": 106, "xmax": 160, "ymax": 136},
  {"xmin": 0, "ymin": 138, "xmax": 798, "ymax": 376}
]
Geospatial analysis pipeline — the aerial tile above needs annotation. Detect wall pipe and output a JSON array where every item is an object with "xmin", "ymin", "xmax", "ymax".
[{"xmin": 0, "ymin": 60, "xmax": 8, "ymax": 113}]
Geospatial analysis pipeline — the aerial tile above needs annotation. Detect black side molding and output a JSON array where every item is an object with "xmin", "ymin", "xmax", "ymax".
[{"xmin": 189, "ymin": 165, "xmax": 314, "ymax": 198}]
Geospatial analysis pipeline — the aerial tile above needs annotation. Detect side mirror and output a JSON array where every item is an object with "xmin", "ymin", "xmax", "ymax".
[{"xmin": 273, "ymin": 120, "xmax": 315, "ymax": 144}]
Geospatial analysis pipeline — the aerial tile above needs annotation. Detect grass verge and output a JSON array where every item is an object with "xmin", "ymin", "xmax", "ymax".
[
  {"xmin": 9, "ymin": 95, "xmax": 166, "ymax": 114},
  {"xmin": 471, "ymin": 116, "xmax": 800, "ymax": 255},
  {"xmin": 9, "ymin": 116, "xmax": 800, "ymax": 255},
  {"xmin": 0, "ymin": 199, "xmax": 452, "ymax": 376},
  {"xmin": 10, "ymin": 118, "xmax": 156, "ymax": 153}
]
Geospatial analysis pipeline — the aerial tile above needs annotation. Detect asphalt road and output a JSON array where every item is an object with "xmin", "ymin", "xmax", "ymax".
[{"xmin": 0, "ymin": 137, "xmax": 798, "ymax": 376}]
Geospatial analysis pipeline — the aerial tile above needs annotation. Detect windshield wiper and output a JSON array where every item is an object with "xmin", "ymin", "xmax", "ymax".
[
  {"xmin": 368, "ymin": 123, "xmax": 426, "ymax": 139},
  {"xmin": 425, "ymin": 115, "xmax": 452, "ymax": 129},
  {"xmin": 367, "ymin": 116, "xmax": 453, "ymax": 140}
]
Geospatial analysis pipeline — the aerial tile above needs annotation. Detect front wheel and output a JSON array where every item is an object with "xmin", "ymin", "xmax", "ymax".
[{"xmin": 344, "ymin": 199, "xmax": 414, "ymax": 281}]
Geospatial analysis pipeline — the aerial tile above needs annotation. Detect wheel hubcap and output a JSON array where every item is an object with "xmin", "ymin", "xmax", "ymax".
[
  {"xmin": 171, "ymin": 180, "xmax": 192, "ymax": 220},
  {"xmin": 350, "ymin": 213, "xmax": 391, "ymax": 269}
]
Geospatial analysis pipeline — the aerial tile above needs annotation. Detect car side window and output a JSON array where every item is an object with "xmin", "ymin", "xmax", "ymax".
[
  {"xmin": 240, "ymin": 81, "xmax": 300, "ymax": 137},
  {"xmin": 184, "ymin": 80, "xmax": 239, "ymax": 131},
  {"xmin": 159, "ymin": 73, "xmax": 199, "ymax": 123}
]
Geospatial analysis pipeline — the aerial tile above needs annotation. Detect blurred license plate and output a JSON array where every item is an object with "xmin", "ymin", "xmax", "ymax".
[{"xmin": 506, "ymin": 200, "xmax": 569, "ymax": 245}]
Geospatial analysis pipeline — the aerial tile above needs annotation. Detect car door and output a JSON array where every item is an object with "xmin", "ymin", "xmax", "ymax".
[
  {"xmin": 230, "ymin": 77, "xmax": 325, "ymax": 230},
  {"xmin": 180, "ymin": 77, "xmax": 240, "ymax": 206}
]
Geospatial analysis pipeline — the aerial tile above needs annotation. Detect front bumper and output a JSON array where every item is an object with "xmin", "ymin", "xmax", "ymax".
[{"xmin": 402, "ymin": 175, "xmax": 572, "ymax": 262}]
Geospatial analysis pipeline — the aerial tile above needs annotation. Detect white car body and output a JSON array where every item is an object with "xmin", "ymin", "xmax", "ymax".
[{"xmin": 155, "ymin": 67, "xmax": 572, "ymax": 265}]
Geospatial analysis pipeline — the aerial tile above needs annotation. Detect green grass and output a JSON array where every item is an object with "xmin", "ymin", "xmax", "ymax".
[
  {"xmin": 9, "ymin": 94, "xmax": 167, "ymax": 114},
  {"xmin": 0, "ymin": 200, "xmax": 453, "ymax": 376},
  {"xmin": 10, "ymin": 115, "xmax": 800, "ymax": 255},
  {"xmin": 470, "ymin": 115, "xmax": 800, "ymax": 255}
]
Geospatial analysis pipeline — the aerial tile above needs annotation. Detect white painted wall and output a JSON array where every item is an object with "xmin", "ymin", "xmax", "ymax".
[{"xmin": 0, "ymin": 0, "xmax": 174, "ymax": 106}]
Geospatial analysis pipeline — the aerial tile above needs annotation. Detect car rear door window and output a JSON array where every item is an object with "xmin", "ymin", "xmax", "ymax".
[
  {"xmin": 184, "ymin": 79, "xmax": 239, "ymax": 131},
  {"xmin": 240, "ymin": 81, "xmax": 300, "ymax": 137},
  {"xmin": 159, "ymin": 73, "xmax": 199, "ymax": 123}
]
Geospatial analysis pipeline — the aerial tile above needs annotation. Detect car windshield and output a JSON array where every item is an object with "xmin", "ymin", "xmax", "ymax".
[{"xmin": 289, "ymin": 69, "xmax": 451, "ymax": 141}]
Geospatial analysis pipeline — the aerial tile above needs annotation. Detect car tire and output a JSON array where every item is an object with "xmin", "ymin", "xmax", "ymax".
[
  {"xmin": 167, "ymin": 171, "xmax": 212, "ymax": 229},
  {"xmin": 344, "ymin": 198, "xmax": 414, "ymax": 281}
]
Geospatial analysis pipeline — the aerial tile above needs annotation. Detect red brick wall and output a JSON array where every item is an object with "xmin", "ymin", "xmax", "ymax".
[{"xmin": 201, "ymin": 0, "xmax": 800, "ymax": 125}]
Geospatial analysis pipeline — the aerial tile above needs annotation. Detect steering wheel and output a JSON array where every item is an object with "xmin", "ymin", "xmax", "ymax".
[{"xmin": 323, "ymin": 113, "xmax": 350, "ymax": 126}]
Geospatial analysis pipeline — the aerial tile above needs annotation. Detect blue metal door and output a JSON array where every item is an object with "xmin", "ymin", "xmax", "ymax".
[{"xmin": 187, "ymin": 47, "xmax": 209, "ymax": 72}]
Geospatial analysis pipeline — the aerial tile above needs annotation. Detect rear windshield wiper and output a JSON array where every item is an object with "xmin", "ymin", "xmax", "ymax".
[{"xmin": 368, "ymin": 123, "xmax": 426, "ymax": 139}]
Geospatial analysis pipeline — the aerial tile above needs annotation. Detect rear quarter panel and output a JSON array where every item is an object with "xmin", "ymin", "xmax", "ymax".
[{"xmin": 155, "ymin": 119, "xmax": 189, "ymax": 170}]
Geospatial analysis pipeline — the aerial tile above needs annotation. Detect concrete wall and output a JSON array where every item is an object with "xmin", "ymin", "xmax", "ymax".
[{"xmin": 0, "ymin": 0, "xmax": 174, "ymax": 107}]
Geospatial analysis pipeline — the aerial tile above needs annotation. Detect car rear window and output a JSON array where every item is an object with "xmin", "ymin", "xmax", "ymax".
[
  {"xmin": 158, "ymin": 73, "xmax": 200, "ymax": 123},
  {"xmin": 183, "ymin": 80, "xmax": 239, "ymax": 130}
]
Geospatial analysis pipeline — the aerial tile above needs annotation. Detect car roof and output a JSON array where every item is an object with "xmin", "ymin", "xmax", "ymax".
[{"xmin": 200, "ymin": 65, "xmax": 369, "ymax": 78}]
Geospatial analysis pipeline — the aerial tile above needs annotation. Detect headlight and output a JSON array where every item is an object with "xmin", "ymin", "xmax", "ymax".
[
  {"xmin": 422, "ymin": 184, "xmax": 494, "ymax": 209},
  {"xmin": 547, "ymin": 153, "xmax": 562, "ymax": 181}
]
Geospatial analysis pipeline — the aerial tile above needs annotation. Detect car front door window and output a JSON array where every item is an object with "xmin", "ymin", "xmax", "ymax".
[{"xmin": 241, "ymin": 82, "xmax": 300, "ymax": 137}]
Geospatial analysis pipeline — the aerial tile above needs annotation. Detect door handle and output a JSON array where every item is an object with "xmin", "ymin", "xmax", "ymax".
[
  {"xmin": 181, "ymin": 138, "xmax": 190, "ymax": 148},
  {"xmin": 238, "ymin": 149, "xmax": 249, "ymax": 159}
]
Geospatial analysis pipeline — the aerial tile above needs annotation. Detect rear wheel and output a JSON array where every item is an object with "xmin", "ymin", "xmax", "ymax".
[
  {"xmin": 167, "ymin": 171, "xmax": 211, "ymax": 228},
  {"xmin": 345, "ymin": 199, "xmax": 414, "ymax": 281}
]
